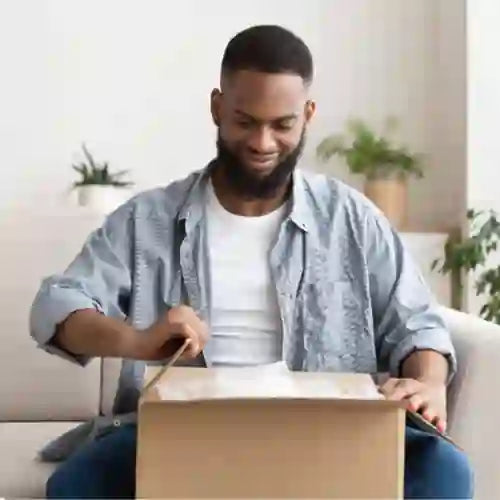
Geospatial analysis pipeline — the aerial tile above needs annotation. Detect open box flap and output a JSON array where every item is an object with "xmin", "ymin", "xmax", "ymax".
[{"xmin": 143, "ymin": 361, "xmax": 386, "ymax": 402}]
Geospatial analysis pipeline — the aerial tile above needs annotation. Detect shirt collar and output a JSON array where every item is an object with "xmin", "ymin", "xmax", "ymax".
[
  {"xmin": 288, "ymin": 168, "xmax": 313, "ymax": 233},
  {"xmin": 178, "ymin": 162, "xmax": 313, "ymax": 234},
  {"xmin": 176, "ymin": 162, "xmax": 214, "ymax": 233}
]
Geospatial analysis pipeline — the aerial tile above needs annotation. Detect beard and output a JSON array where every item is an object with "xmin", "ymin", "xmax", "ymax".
[{"xmin": 215, "ymin": 128, "xmax": 305, "ymax": 199}]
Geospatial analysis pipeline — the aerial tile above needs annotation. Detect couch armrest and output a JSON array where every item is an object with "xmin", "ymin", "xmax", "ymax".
[{"xmin": 439, "ymin": 306, "xmax": 500, "ymax": 500}]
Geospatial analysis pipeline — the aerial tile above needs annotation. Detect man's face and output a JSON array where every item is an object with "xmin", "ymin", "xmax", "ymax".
[{"xmin": 211, "ymin": 70, "xmax": 315, "ymax": 198}]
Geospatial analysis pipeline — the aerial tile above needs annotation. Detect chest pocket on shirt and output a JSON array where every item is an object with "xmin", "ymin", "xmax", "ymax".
[
  {"xmin": 305, "ymin": 280, "xmax": 359, "ymax": 325},
  {"xmin": 326, "ymin": 280, "xmax": 362, "ymax": 333},
  {"xmin": 298, "ymin": 279, "xmax": 364, "ymax": 369}
]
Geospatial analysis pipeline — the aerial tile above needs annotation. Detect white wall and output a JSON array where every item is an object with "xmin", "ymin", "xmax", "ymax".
[
  {"xmin": 467, "ymin": 0, "xmax": 500, "ymax": 212},
  {"xmin": 427, "ymin": 0, "xmax": 466, "ymax": 232},
  {"xmin": 312, "ymin": 0, "xmax": 466, "ymax": 232},
  {"xmin": 0, "ymin": 0, "xmax": 465, "ymax": 231},
  {"xmin": 465, "ymin": 0, "xmax": 500, "ymax": 315}
]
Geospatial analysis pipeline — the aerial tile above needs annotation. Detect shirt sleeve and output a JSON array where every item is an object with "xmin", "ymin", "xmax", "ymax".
[
  {"xmin": 29, "ymin": 202, "xmax": 134, "ymax": 366},
  {"xmin": 365, "ymin": 206, "xmax": 457, "ymax": 383}
]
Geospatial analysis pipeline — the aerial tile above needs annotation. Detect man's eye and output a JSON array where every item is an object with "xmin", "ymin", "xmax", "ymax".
[
  {"xmin": 237, "ymin": 121, "xmax": 253, "ymax": 129},
  {"xmin": 275, "ymin": 121, "xmax": 295, "ymax": 131}
]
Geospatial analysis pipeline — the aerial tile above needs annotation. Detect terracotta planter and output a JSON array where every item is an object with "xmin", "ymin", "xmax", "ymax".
[{"xmin": 364, "ymin": 174, "xmax": 407, "ymax": 230}]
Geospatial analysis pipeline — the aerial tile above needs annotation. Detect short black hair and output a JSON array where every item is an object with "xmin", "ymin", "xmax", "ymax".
[{"xmin": 221, "ymin": 25, "xmax": 313, "ymax": 85}]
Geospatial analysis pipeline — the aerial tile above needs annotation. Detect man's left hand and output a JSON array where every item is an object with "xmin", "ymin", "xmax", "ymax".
[{"xmin": 379, "ymin": 378, "xmax": 447, "ymax": 433}]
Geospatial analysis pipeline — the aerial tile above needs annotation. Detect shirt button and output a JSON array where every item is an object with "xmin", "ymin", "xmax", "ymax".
[{"xmin": 113, "ymin": 418, "xmax": 121, "ymax": 427}]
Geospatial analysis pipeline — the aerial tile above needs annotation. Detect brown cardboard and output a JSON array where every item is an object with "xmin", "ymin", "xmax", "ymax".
[{"xmin": 137, "ymin": 364, "xmax": 406, "ymax": 499}]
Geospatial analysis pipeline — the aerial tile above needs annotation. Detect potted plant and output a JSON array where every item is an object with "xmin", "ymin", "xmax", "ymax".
[
  {"xmin": 72, "ymin": 144, "xmax": 133, "ymax": 212},
  {"xmin": 432, "ymin": 209, "xmax": 500, "ymax": 324},
  {"xmin": 316, "ymin": 117, "xmax": 424, "ymax": 229}
]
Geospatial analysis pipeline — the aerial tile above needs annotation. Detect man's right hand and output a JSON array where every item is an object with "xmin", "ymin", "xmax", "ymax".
[{"xmin": 129, "ymin": 305, "xmax": 209, "ymax": 361}]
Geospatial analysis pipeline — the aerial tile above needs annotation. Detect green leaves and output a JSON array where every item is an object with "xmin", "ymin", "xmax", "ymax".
[
  {"xmin": 316, "ymin": 117, "xmax": 424, "ymax": 179},
  {"xmin": 72, "ymin": 144, "xmax": 133, "ymax": 188},
  {"xmin": 434, "ymin": 209, "xmax": 500, "ymax": 325}
]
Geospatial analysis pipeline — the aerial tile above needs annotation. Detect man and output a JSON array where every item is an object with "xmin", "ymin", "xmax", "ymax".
[{"xmin": 31, "ymin": 25, "xmax": 473, "ymax": 498}]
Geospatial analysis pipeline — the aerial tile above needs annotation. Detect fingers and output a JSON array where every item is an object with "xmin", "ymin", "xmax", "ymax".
[
  {"xmin": 167, "ymin": 322, "xmax": 204, "ymax": 358},
  {"xmin": 406, "ymin": 395, "xmax": 441, "ymax": 427},
  {"xmin": 421, "ymin": 405, "xmax": 435, "ymax": 423},
  {"xmin": 194, "ymin": 316, "xmax": 210, "ymax": 346},
  {"xmin": 435, "ymin": 418, "xmax": 447, "ymax": 434},
  {"xmin": 406, "ymin": 393, "xmax": 425, "ymax": 413},
  {"xmin": 382, "ymin": 379, "xmax": 448, "ymax": 433},
  {"xmin": 379, "ymin": 378, "xmax": 422, "ymax": 401},
  {"xmin": 420, "ymin": 405, "xmax": 447, "ymax": 433},
  {"xmin": 402, "ymin": 392, "xmax": 443, "ymax": 427},
  {"xmin": 165, "ymin": 306, "xmax": 210, "ymax": 359}
]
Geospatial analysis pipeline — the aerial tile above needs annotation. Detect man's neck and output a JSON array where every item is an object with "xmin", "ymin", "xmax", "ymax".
[{"xmin": 210, "ymin": 166, "xmax": 291, "ymax": 217}]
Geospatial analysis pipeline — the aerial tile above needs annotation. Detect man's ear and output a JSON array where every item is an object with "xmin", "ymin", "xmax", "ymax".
[
  {"xmin": 305, "ymin": 100, "xmax": 316, "ymax": 124},
  {"xmin": 210, "ymin": 88, "xmax": 222, "ymax": 127}
]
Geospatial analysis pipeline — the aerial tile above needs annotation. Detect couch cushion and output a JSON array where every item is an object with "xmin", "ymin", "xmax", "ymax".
[
  {"xmin": 0, "ymin": 421, "xmax": 82, "ymax": 498},
  {"xmin": 0, "ymin": 210, "xmax": 104, "ymax": 420}
]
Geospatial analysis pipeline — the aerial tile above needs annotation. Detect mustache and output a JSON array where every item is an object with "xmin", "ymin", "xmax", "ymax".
[{"xmin": 215, "ymin": 129, "xmax": 305, "ymax": 199}]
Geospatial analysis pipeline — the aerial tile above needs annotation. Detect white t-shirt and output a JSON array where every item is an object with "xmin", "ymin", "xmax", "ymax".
[{"xmin": 204, "ymin": 180, "xmax": 287, "ymax": 366}]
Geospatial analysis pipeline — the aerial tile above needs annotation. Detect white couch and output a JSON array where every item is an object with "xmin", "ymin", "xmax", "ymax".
[{"xmin": 0, "ymin": 210, "xmax": 499, "ymax": 499}]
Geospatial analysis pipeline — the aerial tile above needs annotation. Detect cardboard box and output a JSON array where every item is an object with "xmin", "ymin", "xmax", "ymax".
[{"xmin": 137, "ymin": 362, "xmax": 405, "ymax": 499}]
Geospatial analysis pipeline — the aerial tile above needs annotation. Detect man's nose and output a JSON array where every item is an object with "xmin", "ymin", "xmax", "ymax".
[{"xmin": 247, "ymin": 127, "xmax": 277, "ymax": 153}]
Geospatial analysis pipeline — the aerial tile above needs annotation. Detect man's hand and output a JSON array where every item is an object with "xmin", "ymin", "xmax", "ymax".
[
  {"xmin": 129, "ymin": 305, "xmax": 209, "ymax": 361},
  {"xmin": 379, "ymin": 377, "xmax": 447, "ymax": 433}
]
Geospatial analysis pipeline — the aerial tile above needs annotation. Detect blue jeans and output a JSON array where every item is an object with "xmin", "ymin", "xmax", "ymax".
[{"xmin": 46, "ymin": 423, "xmax": 473, "ymax": 499}]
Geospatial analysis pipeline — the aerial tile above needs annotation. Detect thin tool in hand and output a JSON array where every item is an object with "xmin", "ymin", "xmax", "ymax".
[{"xmin": 141, "ymin": 338, "xmax": 191, "ymax": 394}]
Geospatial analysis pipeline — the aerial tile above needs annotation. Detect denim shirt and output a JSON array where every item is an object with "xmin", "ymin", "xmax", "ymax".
[{"xmin": 30, "ymin": 163, "xmax": 456, "ymax": 461}]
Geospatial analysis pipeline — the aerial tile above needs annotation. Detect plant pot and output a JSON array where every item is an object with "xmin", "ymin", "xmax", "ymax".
[
  {"xmin": 76, "ymin": 185, "xmax": 131, "ymax": 213},
  {"xmin": 364, "ymin": 174, "xmax": 407, "ymax": 229}
]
